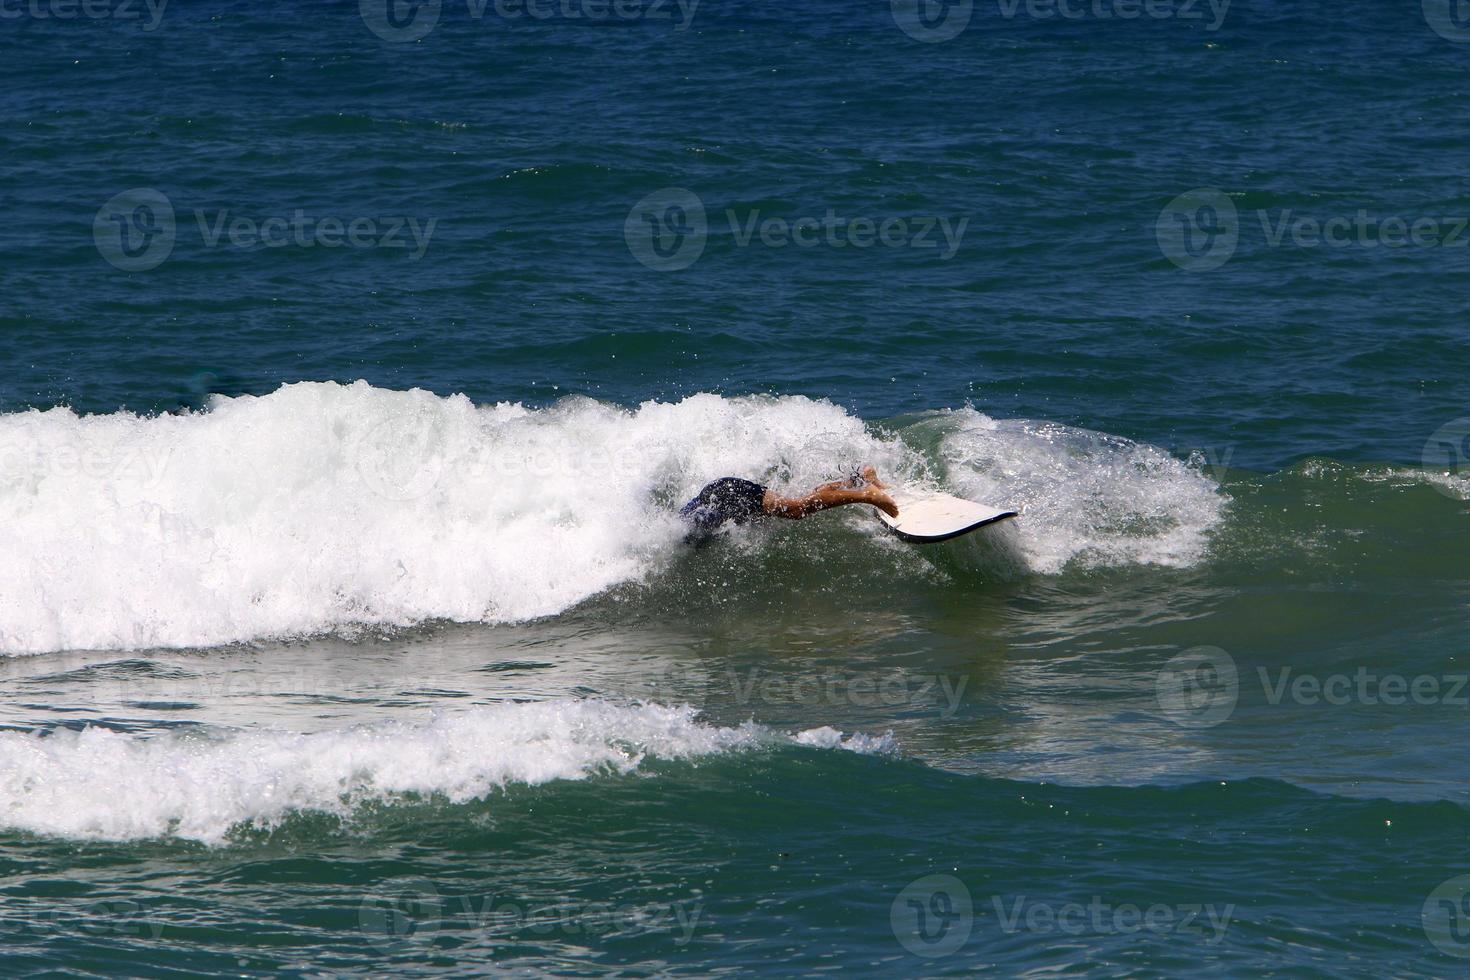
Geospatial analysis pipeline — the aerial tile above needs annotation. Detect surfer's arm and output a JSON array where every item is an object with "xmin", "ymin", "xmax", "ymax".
[{"xmin": 763, "ymin": 484, "xmax": 898, "ymax": 520}]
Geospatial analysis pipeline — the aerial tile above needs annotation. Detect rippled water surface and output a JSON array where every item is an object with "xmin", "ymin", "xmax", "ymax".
[{"xmin": 4, "ymin": 0, "xmax": 1470, "ymax": 975}]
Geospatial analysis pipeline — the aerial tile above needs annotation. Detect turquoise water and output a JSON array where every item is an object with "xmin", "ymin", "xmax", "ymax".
[{"xmin": 4, "ymin": 0, "xmax": 1470, "ymax": 975}]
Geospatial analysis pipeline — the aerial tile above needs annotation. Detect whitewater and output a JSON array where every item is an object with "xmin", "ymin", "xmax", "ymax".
[
  {"xmin": 0, "ymin": 699, "xmax": 894, "ymax": 843},
  {"xmin": 0, "ymin": 381, "xmax": 1226, "ymax": 655}
]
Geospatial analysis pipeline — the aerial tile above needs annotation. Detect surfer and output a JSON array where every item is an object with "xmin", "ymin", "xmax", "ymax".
[{"xmin": 679, "ymin": 465, "xmax": 899, "ymax": 535}]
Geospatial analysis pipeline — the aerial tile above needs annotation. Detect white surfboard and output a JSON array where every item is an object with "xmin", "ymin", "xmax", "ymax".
[{"xmin": 875, "ymin": 489, "xmax": 1017, "ymax": 544}]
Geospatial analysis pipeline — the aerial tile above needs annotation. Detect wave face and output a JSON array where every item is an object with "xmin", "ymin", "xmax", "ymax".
[
  {"xmin": 0, "ymin": 382, "xmax": 1226, "ymax": 654},
  {"xmin": 0, "ymin": 699, "xmax": 889, "ymax": 843}
]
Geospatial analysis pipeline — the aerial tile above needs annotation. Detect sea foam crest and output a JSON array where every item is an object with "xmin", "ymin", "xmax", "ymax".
[
  {"xmin": 0, "ymin": 699, "xmax": 892, "ymax": 843},
  {"xmin": 0, "ymin": 382, "xmax": 1226, "ymax": 654},
  {"xmin": 930, "ymin": 408, "xmax": 1226, "ymax": 573},
  {"xmin": 0, "ymin": 382, "xmax": 898, "ymax": 653}
]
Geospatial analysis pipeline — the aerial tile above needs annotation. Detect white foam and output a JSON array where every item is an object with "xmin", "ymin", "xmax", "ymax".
[
  {"xmin": 792, "ymin": 725, "xmax": 896, "ymax": 753},
  {"xmin": 0, "ymin": 383, "xmax": 905, "ymax": 654},
  {"xmin": 0, "ymin": 699, "xmax": 888, "ymax": 843},
  {"xmin": 932, "ymin": 408, "xmax": 1227, "ymax": 574},
  {"xmin": 1359, "ymin": 464, "xmax": 1470, "ymax": 501},
  {"xmin": 0, "ymin": 383, "xmax": 1226, "ymax": 654}
]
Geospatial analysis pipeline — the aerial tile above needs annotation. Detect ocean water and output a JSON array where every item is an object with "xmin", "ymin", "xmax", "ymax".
[{"xmin": 4, "ymin": 0, "xmax": 1470, "ymax": 975}]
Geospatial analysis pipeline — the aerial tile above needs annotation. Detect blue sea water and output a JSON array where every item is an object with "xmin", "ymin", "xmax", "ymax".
[{"xmin": 3, "ymin": 0, "xmax": 1470, "ymax": 975}]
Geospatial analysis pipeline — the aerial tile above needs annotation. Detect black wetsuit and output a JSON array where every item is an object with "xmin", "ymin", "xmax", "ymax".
[{"xmin": 679, "ymin": 478, "xmax": 768, "ymax": 534}]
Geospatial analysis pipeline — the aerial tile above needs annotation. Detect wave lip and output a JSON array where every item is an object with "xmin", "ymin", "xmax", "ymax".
[{"xmin": 0, "ymin": 699, "xmax": 892, "ymax": 844}]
